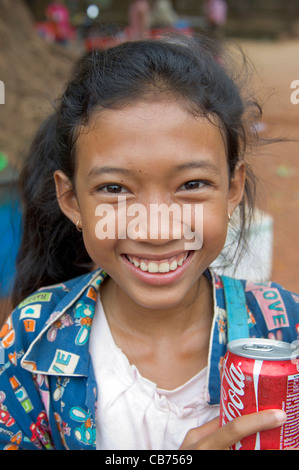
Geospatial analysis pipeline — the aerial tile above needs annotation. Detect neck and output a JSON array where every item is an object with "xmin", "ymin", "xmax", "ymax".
[{"xmin": 100, "ymin": 273, "xmax": 213, "ymax": 341}]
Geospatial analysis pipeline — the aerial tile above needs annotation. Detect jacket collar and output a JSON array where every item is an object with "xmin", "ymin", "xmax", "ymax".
[{"xmin": 21, "ymin": 268, "xmax": 108, "ymax": 377}]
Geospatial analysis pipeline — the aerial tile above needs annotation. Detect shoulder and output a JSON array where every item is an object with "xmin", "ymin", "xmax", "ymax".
[
  {"xmin": 211, "ymin": 270, "xmax": 299, "ymax": 341},
  {"xmin": 0, "ymin": 268, "xmax": 107, "ymax": 358},
  {"xmin": 243, "ymin": 279, "xmax": 299, "ymax": 335},
  {"xmin": 233, "ymin": 277, "xmax": 299, "ymax": 341},
  {"xmin": 213, "ymin": 271, "xmax": 299, "ymax": 313},
  {"xmin": 242, "ymin": 278, "xmax": 299, "ymax": 311}
]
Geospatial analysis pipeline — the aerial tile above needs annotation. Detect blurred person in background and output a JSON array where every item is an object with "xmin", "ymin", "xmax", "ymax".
[
  {"xmin": 128, "ymin": 0, "xmax": 151, "ymax": 39},
  {"xmin": 203, "ymin": 0, "xmax": 227, "ymax": 37},
  {"xmin": 151, "ymin": 0, "xmax": 179, "ymax": 28},
  {"xmin": 46, "ymin": 0, "xmax": 74, "ymax": 45}
]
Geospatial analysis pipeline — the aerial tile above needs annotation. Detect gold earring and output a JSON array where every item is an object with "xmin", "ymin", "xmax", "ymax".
[
  {"xmin": 76, "ymin": 220, "xmax": 82, "ymax": 232},
  {"xmin": 228, "ymin": 213, "xmax": 231, "ymax": 223}
]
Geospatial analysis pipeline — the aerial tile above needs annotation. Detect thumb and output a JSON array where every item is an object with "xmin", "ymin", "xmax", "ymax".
[{"xmin": 180, "ymin": 417, "xmax": 220, "ymax": 449}]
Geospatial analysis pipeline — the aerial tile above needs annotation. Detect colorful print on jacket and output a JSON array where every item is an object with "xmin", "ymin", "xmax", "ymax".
[{"xmin": 0, "ymin": 267, "xmax": 299, "ymax": 450}]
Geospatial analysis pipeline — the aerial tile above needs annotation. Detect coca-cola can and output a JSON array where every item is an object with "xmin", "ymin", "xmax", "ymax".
[{"xmin": 219, "ymin": 338, "xmax": 299, "ymax": 450}]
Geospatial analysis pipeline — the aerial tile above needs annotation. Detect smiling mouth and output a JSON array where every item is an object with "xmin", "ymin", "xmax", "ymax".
[{"xmin": 124, "ymin": 251, "xmax": 190, "ymax": 273}]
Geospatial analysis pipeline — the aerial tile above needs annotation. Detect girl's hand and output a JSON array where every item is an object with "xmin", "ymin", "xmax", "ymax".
[{"xmin": 179, "ymin": 410, "xmax": 287, "ymax": 450}]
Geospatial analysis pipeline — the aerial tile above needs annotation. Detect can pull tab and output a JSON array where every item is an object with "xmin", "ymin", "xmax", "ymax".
[{"xmin": 242, "ymin": 343, "xmax": 274, "ymax": 352}]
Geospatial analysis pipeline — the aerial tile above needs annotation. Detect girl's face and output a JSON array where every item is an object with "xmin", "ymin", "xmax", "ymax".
[{"xmin": 55, "ymin": 100, "xmax": 244, "ymax": 310}]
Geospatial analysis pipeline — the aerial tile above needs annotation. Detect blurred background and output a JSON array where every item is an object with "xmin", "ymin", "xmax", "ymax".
[{"xmin": 0, "ymin": 0, "xmax": 299, "ymax": 325}]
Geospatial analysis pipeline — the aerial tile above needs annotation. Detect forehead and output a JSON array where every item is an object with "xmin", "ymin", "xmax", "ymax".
[{"xmin": 75, "ymin": 100, "xmax": 227, "ymax": 175}]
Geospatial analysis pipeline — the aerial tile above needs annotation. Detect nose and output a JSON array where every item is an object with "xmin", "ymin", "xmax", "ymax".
[{"xmin": 125, "ymin": 199, "xmax": 186, "ymax": 244}]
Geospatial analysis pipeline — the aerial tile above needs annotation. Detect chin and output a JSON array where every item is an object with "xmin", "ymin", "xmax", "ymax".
[{"xmin": 127, "ymin": 281, "xmax": 198, "ymax": 311}]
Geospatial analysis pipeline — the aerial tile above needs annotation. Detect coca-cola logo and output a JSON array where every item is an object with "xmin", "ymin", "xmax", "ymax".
[{"xmin": 221, "ymin": 355, "xmax": 246, "ymax": 424}]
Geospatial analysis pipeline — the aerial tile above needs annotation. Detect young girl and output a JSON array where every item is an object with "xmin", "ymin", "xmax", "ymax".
[{"xmin": 0, "ymin": 36, "xmax": 298, "ymax": 451}]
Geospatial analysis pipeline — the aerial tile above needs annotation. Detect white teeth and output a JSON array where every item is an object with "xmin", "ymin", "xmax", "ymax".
[
  {"xmin": 148, "ymin": 262, "xmax": 159, "ymax": 273},
  {"xmin": 159, "ymin": 262, "xmax": 170, "ymax": 273},
  {"xmin": 170, "ymin": 260, "xmax": 178, "ymax": 271},
  {"xmin": 140, "ymin": 261, "xmax": 148, "ymax": 271},
  {"xmin": 126, "ymin": 252, "xmax": 189, "ymax": 274}
]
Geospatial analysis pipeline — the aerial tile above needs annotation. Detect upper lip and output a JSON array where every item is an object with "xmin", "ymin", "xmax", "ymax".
[{"xmin": 123, "ymin": 250, "xmax": 190, "ymax": 261}]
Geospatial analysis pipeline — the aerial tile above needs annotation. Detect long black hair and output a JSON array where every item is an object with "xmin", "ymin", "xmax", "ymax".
[{"xmin": 12, "ymin": 35, "xmax": 261, "ymax": 307}]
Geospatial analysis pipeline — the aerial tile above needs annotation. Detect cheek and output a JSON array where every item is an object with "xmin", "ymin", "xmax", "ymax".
[
  {"xmin": 187, "ymin": 201, "xmax": 228, "ymax": 245},
  {"xmin": 202, "ymin": 208, "xmax": 228, "ymax": 252},
  {"xmin": 83, "ymin": 231, "xmax": 118, "ymax": 269},
  {"xmin": 80, "ymin": 210, "xmax": 119, "ymax": 267}
]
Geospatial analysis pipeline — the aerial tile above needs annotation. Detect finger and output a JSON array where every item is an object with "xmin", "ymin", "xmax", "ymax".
[
  {"xmin": 180, "ymin": 417, "xmax": 220, "ymax": 449},
  {"xmin": 196, "ymin": 410, "xmax": 287, "ymax": 450}
]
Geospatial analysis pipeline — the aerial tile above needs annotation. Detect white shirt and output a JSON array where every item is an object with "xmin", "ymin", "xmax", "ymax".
[{"xmin": 89, "ymin": 298, "xmax": 220, "ymax": 450}]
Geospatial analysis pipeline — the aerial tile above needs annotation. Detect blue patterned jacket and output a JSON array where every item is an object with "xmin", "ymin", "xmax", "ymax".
[{"xmin": 0, "ymin": 268, "xmax": 298, "ymax": 450}]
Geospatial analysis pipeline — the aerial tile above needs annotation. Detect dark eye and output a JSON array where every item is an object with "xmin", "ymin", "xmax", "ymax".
[
  {"xmin": 105, "ymin": 185, "xmax": 123, "ymax": 193},
  {"xmin": 179, "ymin": 181, "xmax": 205, "ymax": 191},
  {"xmin": 97, "ymin": 184, "xmax": 127, "ymax": 193}
]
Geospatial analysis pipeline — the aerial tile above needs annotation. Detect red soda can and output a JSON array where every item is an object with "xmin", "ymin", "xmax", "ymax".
[{"xmin": 219, "ymin": 338, "xmax": 299, "ymax": 449}]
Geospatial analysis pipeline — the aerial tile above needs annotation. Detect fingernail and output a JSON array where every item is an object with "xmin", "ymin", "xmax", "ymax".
[{"xmin": 273, "ymin": 410, "xmax": 287, "ymax": 425}]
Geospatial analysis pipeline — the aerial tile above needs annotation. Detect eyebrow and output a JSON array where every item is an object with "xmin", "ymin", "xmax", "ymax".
[
  {"xmin": 87, "ymin": 166, "xmax": 131, "ymax": 179},
  {"xmin": 174, "ymin": 161, "xmax": 221, "ymax": 175},
  {"xmin": 86, "ymin": 160, "xmax": 220, "ymax": 179}
]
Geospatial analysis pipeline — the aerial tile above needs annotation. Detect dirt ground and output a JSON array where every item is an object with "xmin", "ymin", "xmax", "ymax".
[
  {"xmin": 1, "ymin": 37, "xmax": 299, "ymax": 325},
  {"xmin": 237, "ymin": 39, "xmax": 299, "ymax": 294}
]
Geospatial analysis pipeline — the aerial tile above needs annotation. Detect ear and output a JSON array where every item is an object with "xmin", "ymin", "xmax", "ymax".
[
  {"xmin": 54, "ymin": 170, "xmax": 81, "ymax": 227},
  {"xmin": 227, "ymin": 162, "xmax": 246, "ymax": 217}
]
